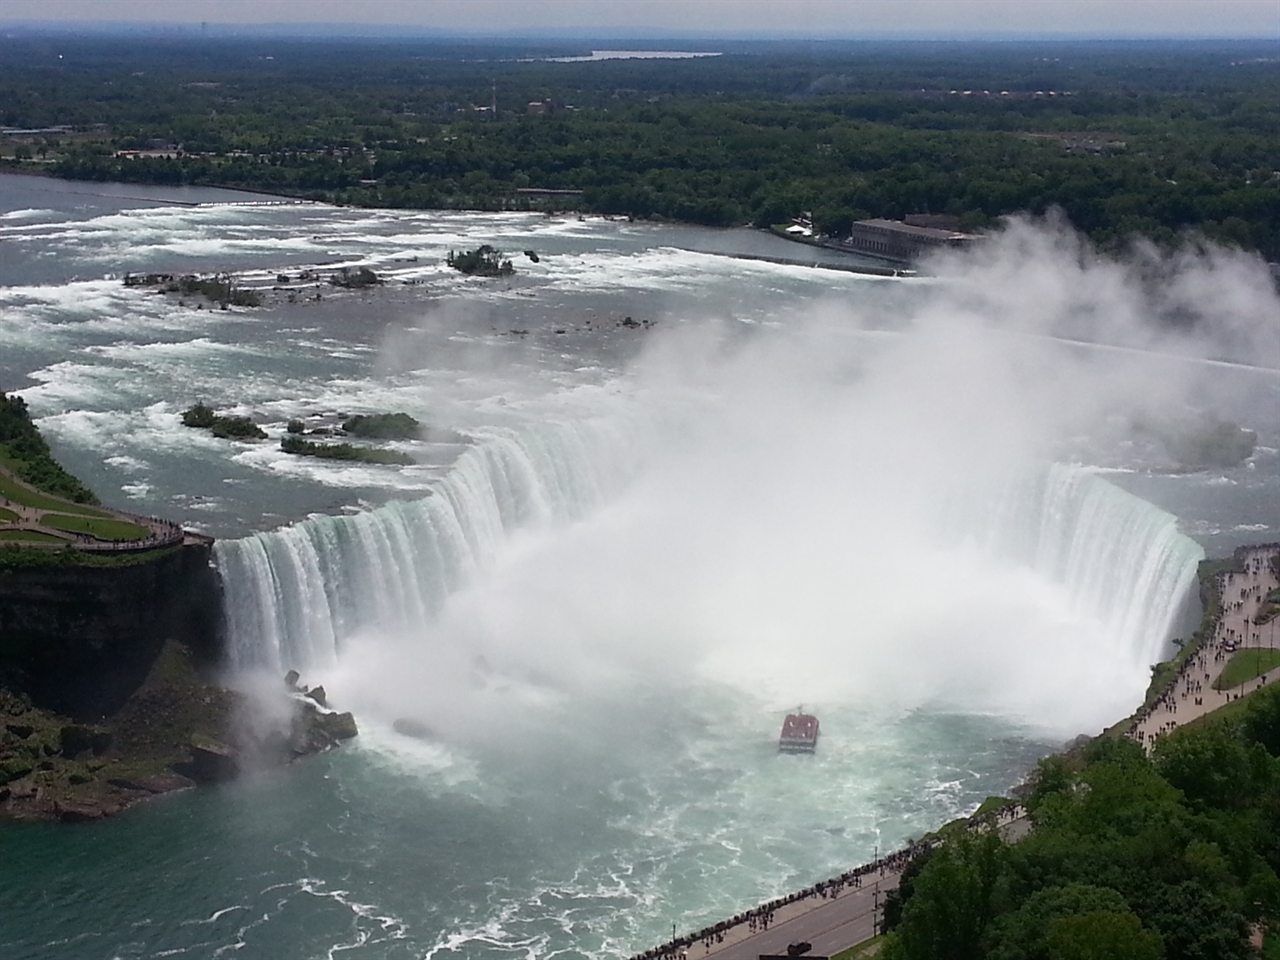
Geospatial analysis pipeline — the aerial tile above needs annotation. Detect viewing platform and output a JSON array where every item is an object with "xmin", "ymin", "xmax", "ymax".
[{"xmin": 0, "ymin": 463, "xmax": 187, "ymax": 553}]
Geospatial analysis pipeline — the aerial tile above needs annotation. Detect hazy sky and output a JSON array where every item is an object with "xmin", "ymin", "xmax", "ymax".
[{"xmin": 3, "ymin": 0, "xmax": 1278, "ymax": 39}]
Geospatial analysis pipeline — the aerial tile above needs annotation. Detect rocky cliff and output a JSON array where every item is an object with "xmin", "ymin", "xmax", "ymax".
[
  {"xmin": 0, "ymin": 539, "xmax": 223, "ymax": 719},
  {"xmin": 0, "ymin": 541, "xmax": 360, "ymax": 823}
]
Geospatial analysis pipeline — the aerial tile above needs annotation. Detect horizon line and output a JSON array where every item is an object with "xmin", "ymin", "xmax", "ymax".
[{"xmin": 2, "ymin": 21, "xmax": 1278, "ymax": 43}]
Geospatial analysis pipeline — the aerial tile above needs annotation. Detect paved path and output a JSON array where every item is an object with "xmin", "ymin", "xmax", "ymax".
[
  {"xmin": 1132, "ymin": 545, "xmax": 1279, "ymax": 750},
  {"xmin": 699, "ymin": 869, "xmax": 895, "ymax": 959},
  {"xmin": 648, "ymin": 812, "xmax": 1029, "ymax": 960}
]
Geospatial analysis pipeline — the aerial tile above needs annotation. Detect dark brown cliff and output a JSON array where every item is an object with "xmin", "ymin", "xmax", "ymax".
[{"xmin": 0, "ymin": 539, "xmax": 223, "ymax": 719}]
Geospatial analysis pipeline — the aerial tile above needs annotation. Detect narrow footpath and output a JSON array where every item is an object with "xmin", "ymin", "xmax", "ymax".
[{"xmin": 1132, "ymin": 545, "xmax": 1280, "ymax": 750}]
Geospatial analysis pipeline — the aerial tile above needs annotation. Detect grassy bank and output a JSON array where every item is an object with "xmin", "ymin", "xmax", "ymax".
[
  {"xmin": 0, "ymin": 392, "xmax": 99, "ymax": 505},
  {"xmin": 1214, "ymin": 648, "xmax": 1280, "ymax": 691},
  {"xmin": 40, "ymin": 514, "xmax": 150, "ymax": 541}
]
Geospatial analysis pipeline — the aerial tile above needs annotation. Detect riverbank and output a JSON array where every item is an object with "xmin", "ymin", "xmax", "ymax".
[{"xmin": 0, "ymin": 394, "xmax": 361, "ymax": 822}]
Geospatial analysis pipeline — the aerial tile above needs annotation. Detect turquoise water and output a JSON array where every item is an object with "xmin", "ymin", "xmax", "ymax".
[{"xmin": 2, "ymin": 698, "xmax": 1049, "ymax": 959}]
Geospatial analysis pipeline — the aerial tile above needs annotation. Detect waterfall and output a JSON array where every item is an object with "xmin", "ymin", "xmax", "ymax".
[
  {"xmin": 214, "ymin": 418, "xmax": 641, "ymax": 671},
  {"xmin": 950, "ymin": 463, "xmax": 1205, "ymax": 669},
  {"xmin": 219, "ymin": 410, "xmax": 1204, "ymax": 679}
]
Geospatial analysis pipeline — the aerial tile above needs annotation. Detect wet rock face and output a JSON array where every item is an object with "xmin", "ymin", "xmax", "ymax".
[
  {"xmin": 0, "ymin": 656, "xmax": 360, "ymax": 824},
  {"xmin": 182, "ymin": 695, "xmax": 359, "ymax": 784},
  {"xmin": 187, "ymin": 737, "xmax": 240, "ymax": 784},
  {"xmin": 0, "ymin": 541, "xmax": 223, "ymax": 718},
  {"xmin": 283, "ymin": 695, "xmax": 358, "ymax": 759}
]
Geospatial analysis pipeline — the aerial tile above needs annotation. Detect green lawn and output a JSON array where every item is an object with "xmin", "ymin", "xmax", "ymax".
[
  {"xmin": 0, "ymin": 529, "xmax": 67, "ymax": 543},
  {"xmin": 0, "ymin": 470, "xmax": 108, "ymax": 517},
  {"xmin": 1214, "ymin": 648, "xmax": 1280, "ymax": 691},
  {"xmin": 40, "ymin": 513, "xmax": 150, "ymax": 541},
  {"xmin": 0, "ymin": 506, "xmax": 17, "ymax": 522}
]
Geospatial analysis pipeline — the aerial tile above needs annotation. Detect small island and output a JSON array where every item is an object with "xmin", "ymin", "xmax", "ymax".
[
  {"xmin": 278, "ymin": 410, "xmax": 422, "ymax": 464},
  {"xmin": 328, "ymin": 266, "xmax": 381, "ymax": 289},
  {"xmin": 447, "ymin": 245, "xmax": 515, "ymax": 277},
  {"xmin": 342, "ymin": 412, "xmax": 421, "ymax": 439},
  {"xmin": 124, "ymin": 273, "xmax": 260, "ymax": 308},
  {"xmin": 280, "ymin": 435, "xmax": 415, "ymax": 465},
  {"xmin": 1133, "ymin": 410, "xmax": 1257, "ymax": 470},
  {"xmin": 181, "ymin": 402, "xmax": 267, "ymax": 440}
]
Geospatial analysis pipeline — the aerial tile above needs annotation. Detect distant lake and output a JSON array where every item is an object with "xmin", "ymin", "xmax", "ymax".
[{"xmin": 545, "ymin": 49, "xmax": 722, "ymax": 62}]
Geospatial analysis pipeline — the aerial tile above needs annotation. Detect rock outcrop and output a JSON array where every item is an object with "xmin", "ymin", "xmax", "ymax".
[
  {"xmin": 0, "ymin": 538, "xmax": 223, "ymax": 718},
  {"xmin": 0, "ymin": 648, "xmax": 358, "ymax": 822}
]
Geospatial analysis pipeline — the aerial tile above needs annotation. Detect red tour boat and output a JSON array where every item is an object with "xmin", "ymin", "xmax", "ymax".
[{"xmin": 778, "ymin": 708, "xmax": 820, "ymax": 753}]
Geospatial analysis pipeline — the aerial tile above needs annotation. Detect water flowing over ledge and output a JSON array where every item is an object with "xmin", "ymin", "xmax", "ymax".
[
  {"xmin": 214, "ymin": 418, "xmax": 639, "ymax": 671},
  {"xmin": 951, "ymin": 463, "xmax": 1205, "ymax": 671},
  {"xmin": 217, "ymin": 410, "xmax": 1204, "ymax": 685}
]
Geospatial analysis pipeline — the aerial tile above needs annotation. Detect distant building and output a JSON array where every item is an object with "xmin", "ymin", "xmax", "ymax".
[
  {"xmin": 527, "ymin": 100, "xmax": 556, "ymax": 115},
  {"xmin": 842, "ymin": 218, "xmax": 980, "ymax": 262}
]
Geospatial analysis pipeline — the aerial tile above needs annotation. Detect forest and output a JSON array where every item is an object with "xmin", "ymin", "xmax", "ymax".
[
  {"xmin": 879, "ymin": 684, "xmax": 1280, "ymax": 959},
  {"xmin": 1, "ymin": 34, "xmax": 1277, "ymax": 255}
]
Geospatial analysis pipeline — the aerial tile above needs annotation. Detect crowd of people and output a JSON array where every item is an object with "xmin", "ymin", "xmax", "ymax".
[
  {"xmin": 624, "ymin": 829, "xmax": 982, "ymax": 960},
  {"xmin": 1131, "ymin": 545, "xmax": 1278, "ymax": 752}
]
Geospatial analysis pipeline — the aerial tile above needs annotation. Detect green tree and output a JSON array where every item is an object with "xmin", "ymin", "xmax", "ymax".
[
  {"xmin": 883, "ymin": 831, "xmax": 1007, "ymax": 960},
  {"xmin": 1043, "ymin": 911, "xmax": 1164, "ymax": 960},
  {"xmin": 986, "ymin": 884, "xmax": 1141, "ymax": 960},
  {"xmin": 1153, "ymin": 721, "xmax": 1273, "ymax": 811},
  {"xmin": 1243, "ymin": 685, "xmax": 1280, "ymax": 757}
]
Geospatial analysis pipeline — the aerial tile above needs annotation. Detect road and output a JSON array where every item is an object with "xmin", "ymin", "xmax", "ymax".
[
  {"xmin": 691, "ymin": 869, "xmax": 898, "ymax": 960},
  {"xmin": 682, "ymin": 814, "xmax": 1029, "ymax": 960}
]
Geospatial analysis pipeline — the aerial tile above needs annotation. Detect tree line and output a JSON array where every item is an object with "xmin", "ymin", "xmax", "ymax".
[
  {"xmin": 3, "ymin": 35, "xmax": 1277, "ymax": 255},
  {"xmin": 879, "ymin": 686, "xmax": 1280, "ymax": 959}
]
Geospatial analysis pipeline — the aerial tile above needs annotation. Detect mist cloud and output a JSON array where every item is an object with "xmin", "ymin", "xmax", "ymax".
[{"xmin": 324, "ymin": 218, "xmax": 1276, "ymax": 742}]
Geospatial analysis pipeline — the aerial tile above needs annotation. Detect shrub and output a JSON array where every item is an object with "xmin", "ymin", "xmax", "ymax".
[
  {"xmin": 182, "ymin": 404, "xmax": 266, "ymax": 440},
  {"xmin": 342, "ymin": 412, "xmax": 420, "ymax": 439},
  {"xmin": 447, "ymin": 245, "xmax": 514, "ymax": 277},
  {"xmin": 209, "ymin": 416, "xmax": 266, "ymax": 440},
  {"xmin": 181, "ymin": 402, "xmax": 218, "ymax": 428}
]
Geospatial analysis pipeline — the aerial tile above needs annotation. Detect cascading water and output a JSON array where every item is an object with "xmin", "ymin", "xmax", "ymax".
[
  {"xmin": 215, "ymin": 417, "xmax": 641, "ymax": 671},
  {"xmin": 950, "ymin": 463, "xmax": 1205, "ymax": 669},
  {"xmin": 220, "ymin": 386, "xmax": 1204, "ymax": 689}
]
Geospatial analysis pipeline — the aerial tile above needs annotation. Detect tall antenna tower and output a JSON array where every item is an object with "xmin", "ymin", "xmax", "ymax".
[{"xmin": 491, "ymin": 80, "xmax": 497, "ymax": 116}]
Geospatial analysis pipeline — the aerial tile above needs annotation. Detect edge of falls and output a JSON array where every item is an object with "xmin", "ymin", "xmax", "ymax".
[{"xmin": 217, "ymin": 422, "xmax": 1204, "ymax": 681}]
